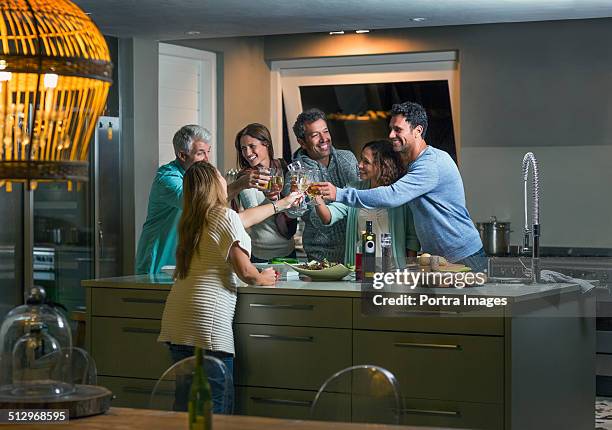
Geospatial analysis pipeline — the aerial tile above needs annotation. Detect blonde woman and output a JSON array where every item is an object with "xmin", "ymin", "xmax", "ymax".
[{"xmin": 158, "ymin": 161, "xmax": 300, "ymax": 413}]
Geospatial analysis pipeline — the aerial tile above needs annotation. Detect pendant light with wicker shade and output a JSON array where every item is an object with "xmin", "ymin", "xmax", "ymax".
[{"xmin": 0, "ymin": 0, "xmax": 112, "ymax": 191}]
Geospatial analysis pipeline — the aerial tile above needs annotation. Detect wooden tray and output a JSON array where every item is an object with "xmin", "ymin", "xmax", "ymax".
[{"xmin": 0, "ymin": 384, "xmax": 112, "ymax": 418}]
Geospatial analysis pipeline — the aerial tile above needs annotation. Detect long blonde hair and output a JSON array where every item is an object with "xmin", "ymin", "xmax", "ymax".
[{"xmin": 175, "ymin": 161, "xmax": 227, "ymax": 279}]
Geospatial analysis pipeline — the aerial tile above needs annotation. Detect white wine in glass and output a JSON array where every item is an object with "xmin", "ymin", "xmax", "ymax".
[{"xmin": 267, "ymin": 175, "xmax": 284, "ymax": 193}]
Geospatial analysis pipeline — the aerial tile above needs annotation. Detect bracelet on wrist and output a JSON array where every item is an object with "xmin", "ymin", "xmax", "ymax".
[{"xmin": 272, "ymin": 201, "xmax": 278, "ymax": 214}]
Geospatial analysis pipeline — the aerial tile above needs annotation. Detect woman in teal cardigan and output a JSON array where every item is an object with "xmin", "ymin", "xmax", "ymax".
[{"xmin": 314, "ymin": 140, "xmax": 420, "ymax": 268}]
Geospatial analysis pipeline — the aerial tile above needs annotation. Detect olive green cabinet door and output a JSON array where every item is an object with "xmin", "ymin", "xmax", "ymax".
[
  {"xmin": 235, "ymin": 294, "xmax": 352, "ymax": 328},
  {"xmin": 353, "ymin": 330, "xmax": 503, "ymax": 404},
  {"xmin": 92, "ymin": 317, "xmax": 173, "ymax": 379},
  {"xmin": 236, "ymin": 386, "xmax": 349, "ymax": 422},
  {"xmin": 353, "ymin": 298, "xmax": 504, "ymax": 335},
  {"xmin": 401, "ymin": 397, "xmax": 503, "ymax": 429},
  {"xmin": 235, "ymin": 324, "xmax": 351, "ymax": 391},
  {"xmin": 97, "ymin": 376, "xmax": 158, "ymax": 409},
  {"xmin": 91, "ymin": 288, "xmax": 168, "ymax": 318}
]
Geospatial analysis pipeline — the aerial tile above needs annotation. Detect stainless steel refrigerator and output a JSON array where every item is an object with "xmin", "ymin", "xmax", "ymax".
[{"xmin": 0, "ymin": 116, "xmax": 122, "ymax": 319}]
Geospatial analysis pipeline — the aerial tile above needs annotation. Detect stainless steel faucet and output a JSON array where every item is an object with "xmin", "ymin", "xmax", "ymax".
[{"xmin": 521, "ymin": 152, "xmax": 541, "ymax": 283}]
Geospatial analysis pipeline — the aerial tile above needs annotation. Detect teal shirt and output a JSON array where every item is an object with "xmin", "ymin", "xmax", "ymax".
[
  {"xmin": 135, "ymin": 159, "xmax": 185, "ymax": 274},
  {"xmin": 326, "ymin": 181, "xmax": 420, "ymax": 268}
]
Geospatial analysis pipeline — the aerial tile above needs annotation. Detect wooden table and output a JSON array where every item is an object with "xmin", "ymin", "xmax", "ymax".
[{"xmin": 13, "ymin": 407, "xmax": 455, "ymax": 429}]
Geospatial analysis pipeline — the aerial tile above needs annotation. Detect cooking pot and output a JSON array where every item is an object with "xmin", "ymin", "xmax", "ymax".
[{"xmin": 476, "ymin": 216, "xmax": 511, "ymax": 256}]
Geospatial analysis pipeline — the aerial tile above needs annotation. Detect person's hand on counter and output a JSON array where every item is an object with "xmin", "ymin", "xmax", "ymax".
[
  {"xmin": 258, "ymin": 267, "xmax": 277, "ymax": 286},
  {"xmin": 229, "ymin": 244, "xmax": 276, "ymax": 286},
  {"xmin": 316, "ymin": 182, "xmax": 337, "ymax": 202}
]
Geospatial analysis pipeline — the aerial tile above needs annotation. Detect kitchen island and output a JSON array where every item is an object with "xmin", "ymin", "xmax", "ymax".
[{"xmin": 82, "ymin": 275, "xmax": 595, "ymax": 430}]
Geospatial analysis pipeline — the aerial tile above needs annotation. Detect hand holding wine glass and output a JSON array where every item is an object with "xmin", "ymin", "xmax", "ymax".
[
  {"xmin": 264, "ymin": 167, "xmax": 284, "ymax": 201},
  {"xmin": 236, "ymin": 167, "xmax": 271, "ymax": 192},
  {"xmin": 315, "ymin": 182, "xmax": 337, "ymax": 201},
  {"xmin": 276, "ymin": 191, "xmax": 303, "ymax": 211}
]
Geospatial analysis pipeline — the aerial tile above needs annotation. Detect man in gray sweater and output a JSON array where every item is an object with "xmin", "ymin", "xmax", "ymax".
[
  {"xmin": 287, "ymin": 108, "xmax": 359, "ymax": 262},
  {"xmin": 317, "ymin": 102, "xmax": 486, "ymax": 271}
]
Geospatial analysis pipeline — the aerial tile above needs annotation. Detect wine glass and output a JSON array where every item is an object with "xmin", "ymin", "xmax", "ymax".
[
  {"xmin": 266, "ymin": 167, "xmax": 284, "ymax": 194},
  {"xmin": 287, "ymin": 169, "xmax": 312, "ymax": 216}
]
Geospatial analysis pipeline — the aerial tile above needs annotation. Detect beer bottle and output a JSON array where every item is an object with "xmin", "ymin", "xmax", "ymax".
[{"xmin": 188, "ymin": 347, "xmax": 213, "ymax": 430}]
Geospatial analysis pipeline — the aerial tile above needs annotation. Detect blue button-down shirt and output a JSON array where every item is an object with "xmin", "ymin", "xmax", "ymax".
[{"xmin": 135, "ymin": 159, "xmax": 185, "ymax": 274}]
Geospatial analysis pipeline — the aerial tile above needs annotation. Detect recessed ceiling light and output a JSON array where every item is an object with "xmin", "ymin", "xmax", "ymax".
[
  {"xmin": 186, "ymin": 31, "xmax": 201, "ymax": 36},
  {"xmin": 329, "ymin": 31, "xmax": 345, "ymax": 35},
  {"xmin": 355, "ymin": 30, "xmax": 370, "ymax": 34},
  {"xmin": 411, "ymin": 17, "xmax": 426, "ymax": 22}
]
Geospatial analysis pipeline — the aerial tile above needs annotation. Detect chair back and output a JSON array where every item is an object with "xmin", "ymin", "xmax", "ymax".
[
  {"xmin": 45, "ymin": 347, "xmax": 97, "ymax": 385},
  {"xmin": 70, "ymin": 347, "xmax": 97, "ymax": 385},
  {"xmin": 149, "ymin": 354, "xmax": 233, "ymax": 413},
  {"xmin": 310, "ymin": 364, "xmax": 401, "ymax": 424}
]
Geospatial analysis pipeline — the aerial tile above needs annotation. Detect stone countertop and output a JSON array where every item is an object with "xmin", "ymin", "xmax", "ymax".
[{"xmin": 81, "ymin": 274, "xmax": 583, "ymax": 302}]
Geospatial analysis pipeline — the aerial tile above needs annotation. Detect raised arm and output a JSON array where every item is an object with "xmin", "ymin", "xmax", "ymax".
[
  {"xmin": 227, "ymin": 169, "xmax": 271, "ymax": 202},
  {"xmin": 157, "ymin": 174, "xmax": 184, "ymax": 209},
  {"xmin": 238, "ymin": 192, "xmax": 302, "ymax": 228},
  {"xmin": 335, "ymin": 161, "xmax": 439, "ymax": 209},
  {"xmin": 314, "ymin": 196, "xmax": 350, "ymax": 226},
  {"xmin": 313, "ymin": 196, "xmax": 332, "ymax": 224}
]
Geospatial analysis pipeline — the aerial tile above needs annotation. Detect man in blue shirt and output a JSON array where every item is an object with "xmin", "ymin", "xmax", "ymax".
[
  {"xmin": 316, "ymin": 102, "xmax": 486, "ymax": 271},
  {"xmin": 135, "ymin": 125, "xmax": 212, "ymax": 274}
]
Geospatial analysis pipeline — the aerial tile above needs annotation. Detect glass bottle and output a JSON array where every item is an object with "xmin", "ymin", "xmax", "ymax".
[
  {"xmin": 381, "ymin": 233, "xmax": 393, "ymax": 273},
  {"xmin": 355, "ymin": 232, "xmax": 365, "ymax": 281},
  {"xmin": 362, "ymin": 221, "xmax": 376, "ymax": 280},
  {"xmin": 188, "ymin": 347, "xmax": 212, "ymax": 430}
]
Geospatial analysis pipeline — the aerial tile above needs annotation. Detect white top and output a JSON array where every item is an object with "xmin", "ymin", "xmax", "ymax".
[
  {"xmin": 158, "ymin": 207, "xmax": 250, "ymax": 354},
  {"xmin": 357, "ymin": 208, "xmax": 390, "ymax": 257},
  {"xmin": 239, "ymin": 188, "xmax": 294, "ymax": 260}
]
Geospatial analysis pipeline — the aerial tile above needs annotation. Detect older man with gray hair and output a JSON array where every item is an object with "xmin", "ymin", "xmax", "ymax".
[{"xmin": 136, "ymin": 124, "xmax": 212, "ymax": 274}]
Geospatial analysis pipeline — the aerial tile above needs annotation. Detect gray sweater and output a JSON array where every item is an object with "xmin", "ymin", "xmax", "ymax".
[{"xmin": 286, "ymin": 147, "xmax": 359, "ymax": 262}]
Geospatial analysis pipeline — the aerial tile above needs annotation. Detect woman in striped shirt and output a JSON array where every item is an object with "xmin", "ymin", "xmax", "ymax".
[{"xmin": 158, "ymin": 161, "xmax": 300, "ymax": 413}]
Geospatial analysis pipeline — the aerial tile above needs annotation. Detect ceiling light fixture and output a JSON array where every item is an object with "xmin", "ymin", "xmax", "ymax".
[
  {"xmin": 329, "ymin": 31, "xmax": 345, "ymax": 35},
  {"xmin": 411, "ymin": 17, "xmax": 427, "ymax": 22},
  {"xmin": 186, "ymin": 31, "xmax": 201, "ymax": 36},
  {"xmin": 355, "ymin": 30, "xmax": 370, "ymax": 34},
  {"xmin": 0, "ymin": 0, "xmax": 112, "ymax": 191}
]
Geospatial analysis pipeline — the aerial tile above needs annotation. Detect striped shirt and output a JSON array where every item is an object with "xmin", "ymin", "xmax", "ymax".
[{"xmin": 158, "ymin": 207, "xmax": 250, "ymax": 355}]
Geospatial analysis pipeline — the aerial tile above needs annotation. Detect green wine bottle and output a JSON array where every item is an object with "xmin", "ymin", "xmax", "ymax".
[{"xmin": 188, "ymin": 347, "xmax": 213, "ymax": 430}]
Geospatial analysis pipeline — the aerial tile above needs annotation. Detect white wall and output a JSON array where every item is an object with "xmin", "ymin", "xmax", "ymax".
[
  {"xmin": 461, "ymin": 145, "xmax": 612, "ymax": 247},
  {"xmin": 158, "ymin": 44, "xmax": 217, "ymax": 166}
]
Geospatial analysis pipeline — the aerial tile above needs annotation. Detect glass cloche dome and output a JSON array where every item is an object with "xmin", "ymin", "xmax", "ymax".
[{"xmin": 0, "ymin": 287, "xmax": 74, "ymax": 400}]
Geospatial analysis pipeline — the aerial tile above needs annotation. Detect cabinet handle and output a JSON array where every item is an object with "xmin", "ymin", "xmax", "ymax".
[
  {"xmin": 122, "ymin": 297, "xmax": 166, "ymax": 304},
  {"xmin": 402, "ymin": 408, "xmax": 460, "ymax": 417},
  {"xmin": 249, "ymin": 303, "xmax": 314, "ymax": 311},
  {"xmin": 122, "ymin": 327, "xmax": 160, "ymax": 334},
  {"xmin": 251, "ymin": 396, "xmax": 313, "ymax": 407},
  {"xmin": 123, "ymin": 386, "xmax": 155, "ymax": 394},
  {"xmin": 394, "ymin": 342, "xmax": 461, "ymax": 350},
  {"xmin": 395, "ymin": 309, "xmax": 459, "ymax": 316},
  {"xmin": 249, "ymin": 334, "xmax": 314, "ymax": 342}
]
